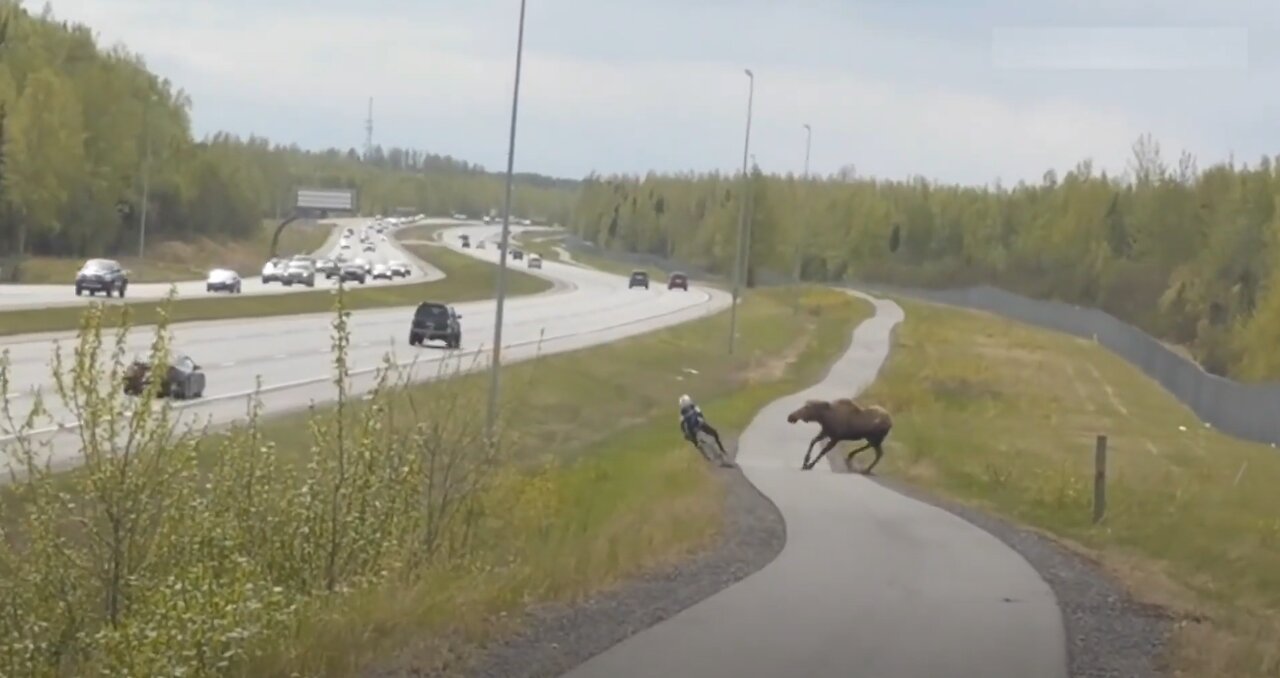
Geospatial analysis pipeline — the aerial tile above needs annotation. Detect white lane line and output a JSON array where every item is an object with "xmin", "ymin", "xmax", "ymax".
[{"xmin": 0, "ymin": 287, "xmax": 719, "ymax": 445}]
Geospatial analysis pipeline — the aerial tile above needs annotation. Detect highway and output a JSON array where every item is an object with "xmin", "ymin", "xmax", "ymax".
[
  {"xmin": 0, "ymin": 224, "xmax": 730, "ymax": 472},
  {"xmin": 559, "ymin": 291, "xmax": 1069, "ymax": 678},
  {"xmin": 0, "ymin": 216, "xmax": 461, "ymax": 311}
]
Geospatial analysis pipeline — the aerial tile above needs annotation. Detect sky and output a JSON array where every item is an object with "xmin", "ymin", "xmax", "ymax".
[{"xmin": 38, "ymin": 0, "xmax": 1280, "ymax": 186}]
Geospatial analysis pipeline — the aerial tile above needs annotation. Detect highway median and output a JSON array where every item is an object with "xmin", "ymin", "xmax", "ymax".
[
  {"xmin": 0, "ymin": 285, "xmax": 868, "ymax": 676},
  {"xmin": 0, "ymin": 245, "xmax": 552, "ymax": 338},
  {"xmin": 861, "ymin": 297, "xmax": 1280, "ymax": 677}
]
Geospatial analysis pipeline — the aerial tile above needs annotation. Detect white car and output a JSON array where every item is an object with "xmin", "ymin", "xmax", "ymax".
[
  {"xmin": 371, "ymin": 263, "xmax": 393, "ymax": 281},
  {"xmin": 206, "ymin": 268, "xmax": 242, "ymax": 293},
  {"xmin": 389, "ymin": 261, "xmax": 411, "ymax": 277},
  {"xmin": 261, "ymin": 259, "xmax": 285, "ymax": 284}
]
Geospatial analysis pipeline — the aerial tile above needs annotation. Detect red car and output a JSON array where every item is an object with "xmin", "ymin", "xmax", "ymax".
[{"xmin": 667, "ymin": 272, "xmax": 689, "ymax": 290}]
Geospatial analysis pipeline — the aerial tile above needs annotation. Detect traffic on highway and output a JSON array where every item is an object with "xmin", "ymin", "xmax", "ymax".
[
  {"xmin": 0, "ymin": 216, "xmax": 451, "ymax": 312},
  {"xmin": 0, "ymin": 222, "xmax": 730, "ymax": 472}
]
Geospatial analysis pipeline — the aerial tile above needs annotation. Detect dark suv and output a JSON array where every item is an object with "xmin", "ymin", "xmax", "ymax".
[
  {"xmin": 75, "ymin": 259, "xmax": 129, "ymax": 297},
  {"xmin": 667, "ymin": 272, "xmax": 689, "ymax": 290},
  {"xmin": 409, "ymin": 302, "xmax": 462, "ymax": 348},
  {"xmin": 628, "ymin": 270, "xmax": 650, "ymax": 289}
]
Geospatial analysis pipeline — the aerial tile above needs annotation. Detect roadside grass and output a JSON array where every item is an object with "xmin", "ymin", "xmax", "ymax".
[
  {"xmin": 242, "ymin": 285, "xmax": 871, "ymax": 676},
  {"xmin": 0, "ymin": 246, "xmax": 552, "ymax": 337},
  {"xmin": 860, "ymin": 297, "xmax": 1280, "ymax": 677},
  {"xmin": 7, "ymin": 219, "xmax": 331, "ymax": 284}
]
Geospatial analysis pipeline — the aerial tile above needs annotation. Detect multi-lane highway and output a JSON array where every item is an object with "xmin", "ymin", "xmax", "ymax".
[
  {"xmin": 0, "ymin": 217, "xmax": 458, "ymax": 312},
  {"xmin": 0, "ymin": 224, "xmax": 731, "ymax": 471}
]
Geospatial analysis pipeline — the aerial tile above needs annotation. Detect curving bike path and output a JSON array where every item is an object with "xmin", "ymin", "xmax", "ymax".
[{"xmin": 560, "ymin": 290, "xmax": 1068, "ymax": 678}]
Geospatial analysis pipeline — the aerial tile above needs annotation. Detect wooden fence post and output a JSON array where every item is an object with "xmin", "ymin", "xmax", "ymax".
[{"xmin": 1093, "ymin": 434, "xmax": 1108, "ymax": 524}]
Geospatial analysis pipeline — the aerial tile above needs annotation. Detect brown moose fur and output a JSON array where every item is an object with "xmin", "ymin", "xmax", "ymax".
[{"xmin": 786, "ymin": 398, "xmax": 893, "ymax": 473}]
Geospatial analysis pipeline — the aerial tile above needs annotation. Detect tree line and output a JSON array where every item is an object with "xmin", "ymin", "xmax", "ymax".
[
  {"xmin": 568, "ymin": 136, "xmax": 1280, "ymax": 381},
  {"xmin": 0, "ymin": 1, "xmax": 578, "ymax": 260}
]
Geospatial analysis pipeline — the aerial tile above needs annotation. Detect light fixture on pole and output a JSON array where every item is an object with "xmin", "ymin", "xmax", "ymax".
[
  {"xmin": 727, "ymin": 67, "xmax": 754, "ymax": 356},
  {"xmin": 485, "ymin": 0, "xmax": 528, "ymax": 439}
]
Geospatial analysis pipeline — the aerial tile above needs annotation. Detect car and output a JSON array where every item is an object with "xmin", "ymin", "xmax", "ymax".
[
  {"xmin": 75, "ymin": 258, "xmax": 129, "ymax": 297},
  {"xmin": 667, "ymin": 271, "xmax": 689, "ymax": 291},
  {"xmin": 355, "ymin": 258, "xmax": 373, "ymax": 275},
  {"xmin": 476, "ymin": 241, "xmax": 486, "ymax": 249},
  {"xmin": 510, "ymin": 249, "xmax": 524, "ymax": 261},
  {"xmin": 206, "ymin": 268, "xmax": 242, "ymax": 293},
  {"xmin": 123, "ymin": 352, "xmax": 206, "ymax": 399},
  {"xmin": 339, "ymin": 262, "xmax": 367, "ymax": 284},
  {"xmin": 452, "ymin": 213, "xmax": 468, "ymax": 220},
  {"xmin": 363, "ymin": 243, "xmax": 376, "ymax": 252},
  {"xmin": 459, "ymin": 234, "xmax": 471, "ymax": 248},
  {"xmin": 389, "ymin": 261, "xmax": 411, "ymax": 277},
  {"xmin": 261, "ymin": 258, "xmax": 286, "ymax": 283},
  {"xmin": 371, "ymin": 263, "xmax": 393, "ymax": 280},
  {"xmin": 316, "ymin": 258, "xmax": 341, "ymax": 279},
  {"xmin": 527, "ymin": 255, "xmax": 542, "ymax": 269},
  {"xmin": 341, "ymin": 242, "xmax": 351, "ymax": 250},
  {"xmin": 628, "ymin": 270, "xmax": 650, "ymax": 289},
  {"xmin": 282, "ymin": 260, "xmax": 316, "ymax": 287},
  {"xmin": 409, "ymin": 302, "xmax": 462, "ymax": 348}
]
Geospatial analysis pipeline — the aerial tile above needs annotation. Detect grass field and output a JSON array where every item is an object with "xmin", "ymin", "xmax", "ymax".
[
  {"xmin": 6, "ymin": 219, "xmax": 332, "ymax": 284},
  {"xmin": 243, "ymin": 285, "xmax": 871, "ymax": 676},
  {"xmin": 0, "ymin": 245, "xmax": 551, "ymax": 337},
  {"xmin": 861, "ymin": 297, "xmax": 1280, "ymax": 677}
]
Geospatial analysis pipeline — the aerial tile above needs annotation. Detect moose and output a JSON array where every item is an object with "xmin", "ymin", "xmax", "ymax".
[{"xmin": 786, "ymin": 398, "xmax": 893, "ymax": 473}]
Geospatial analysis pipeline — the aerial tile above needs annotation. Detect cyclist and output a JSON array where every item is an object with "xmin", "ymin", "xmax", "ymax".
[{"xmin": 679, "ymin": 394, "xmax": 732, "ymax": 466}]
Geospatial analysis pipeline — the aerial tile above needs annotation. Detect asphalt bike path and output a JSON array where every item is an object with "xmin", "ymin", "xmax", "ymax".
[{"xmin": 560, "ymin": 290, "xmax": 1068, "ymax": 678}]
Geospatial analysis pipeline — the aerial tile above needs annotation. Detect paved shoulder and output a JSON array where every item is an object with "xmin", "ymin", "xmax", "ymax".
[{"xmin": 559, "ymin": 291, "xmax": 1068, "ymax": 678}]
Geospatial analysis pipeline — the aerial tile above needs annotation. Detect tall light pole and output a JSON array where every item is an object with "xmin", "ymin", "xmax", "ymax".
[
  {"xmin": 794, "ymin": 123, "xmax": 811, "ymax": 281},
  {"xmin": 727, "ymin": 68, "xmax": 754, "ymax": 356},
  {"xmin": 485, "ymin": 0, "xmax": 529, "ymax": 439},
  {"xmin": 138, "ymin": 99, "xmax": 153, "ymax": 258}
]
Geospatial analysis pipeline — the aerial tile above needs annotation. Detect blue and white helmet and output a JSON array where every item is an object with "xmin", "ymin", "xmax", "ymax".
[{"xmin": 679, "ymin": 394, "xmax": 693, "ymax": 409}]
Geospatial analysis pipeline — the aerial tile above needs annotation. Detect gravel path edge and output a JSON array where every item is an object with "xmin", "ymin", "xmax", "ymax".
[{"xmin": 869, "ymin": 475, "xmax": 1174, "ymax": 678}]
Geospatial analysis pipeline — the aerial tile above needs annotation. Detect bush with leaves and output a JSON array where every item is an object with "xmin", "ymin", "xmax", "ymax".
[{"xmin": 0, "ymin": 283, "xmax": 524, "ymax": 675}]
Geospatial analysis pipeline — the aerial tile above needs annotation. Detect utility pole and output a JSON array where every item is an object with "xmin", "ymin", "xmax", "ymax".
[
  {"xmin": 728, "ymin": 68, "xmax": 754, "ymax": 356},
  {"xmin": 794, "ymin": 123, "xmax": 811, "ymax": 282},
  {"xmin": 364, "ymin": 97, "xmax": 374, "ymax": 161},
  {"xmin": 138, "ymin": 99, "xmax": 152, "ymax": 258},
  {"xmin": 485, "ymin": 0, "xmax": 528, "ymax": 439}
]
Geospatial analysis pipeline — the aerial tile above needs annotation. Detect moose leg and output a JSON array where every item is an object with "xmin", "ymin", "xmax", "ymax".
[
  {"xmin": 862, "ymin": 444, "xmax": 886, "ymax": 475},
  {"xmin": 801, "ymin": 433, "xmax": 826, "ymax": 469},
  {"xmin": 804, "ymin": 438, "xmax": 840, "ymax": 471},
  {"xmin": 844, "ymin": 443, "xmax": 873, "ymax": 472}
]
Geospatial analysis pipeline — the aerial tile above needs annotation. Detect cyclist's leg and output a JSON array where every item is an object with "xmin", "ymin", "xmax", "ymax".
[{"xmin": 701, "ymin": 421, "xmax": 728, "ymax": 454}]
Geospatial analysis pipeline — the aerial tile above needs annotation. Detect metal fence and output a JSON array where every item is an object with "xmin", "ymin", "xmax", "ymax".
[
  {"xmin": 845, "ymin": 282, "xmax": 1280, "ymax": 448},
  {"xmin": 560, "ymin": 237, "xmax": 1280, "ymax": 447}
]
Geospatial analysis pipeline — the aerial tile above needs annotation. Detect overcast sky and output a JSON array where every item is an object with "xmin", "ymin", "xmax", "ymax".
[{"xmin": 41, "ymin": 0, "xmax": 1280, "ymax": 185}]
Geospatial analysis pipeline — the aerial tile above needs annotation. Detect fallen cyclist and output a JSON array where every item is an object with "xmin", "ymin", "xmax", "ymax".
[{"xmin": 678, "ymin": 394, "xmax": 733, "ymax": 467}]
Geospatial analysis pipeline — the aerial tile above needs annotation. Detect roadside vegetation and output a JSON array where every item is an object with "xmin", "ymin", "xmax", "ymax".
[
  {"xmin": 6, "ymin": 219, "xmax": 330, "ymax": 284},
  {"xmin": 0, "ymin": 283, "xmax": 868, "ymax": 676},
  {"xmin": 0, "ymin": 1, "xmax": 576, "ymax": 272},
  {"xmin": 572, "ymin": 139, "xmax": 1280, "ymax": 381},
  {"xmin": 861, "ymin": 298, "xmax": 1280, "ymax": 677},
  {"xmin": 0, "ymin": 245, "xmax": 551, "ymax": 337}
]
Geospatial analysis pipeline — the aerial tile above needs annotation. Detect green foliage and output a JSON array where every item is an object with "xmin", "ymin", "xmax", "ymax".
[
  {"xmin": 0, "ymin": 1, "xmax": 578, "ymax": 260},
  {"xmin": 570, "ymin": 140, "xmax": 1280, "ymax": 380},
  {"xmin": 0, "ymin": 284, "xmax": 512, "ymax": 676}
]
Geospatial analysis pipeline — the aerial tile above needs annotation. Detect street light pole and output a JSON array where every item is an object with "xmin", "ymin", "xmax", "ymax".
[
  {"xmin": 138, "ymin": 99, "xmax": 153, "ymax": 258},
  {"xmin": 727, "ymin": 68, "xmax": 754, "ymax": 356},
  {"xmin": 485, "ymin": 0, "xmax": 528, "ymax": 439},
  {"xmin": 794, "ymin": 123, "xmax": 811, "ymax": 282}
]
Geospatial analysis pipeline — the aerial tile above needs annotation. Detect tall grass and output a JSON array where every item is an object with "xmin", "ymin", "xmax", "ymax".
[{"xmin": 0, "ymin": 285, "xmax": 522, "ymax": 676}]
